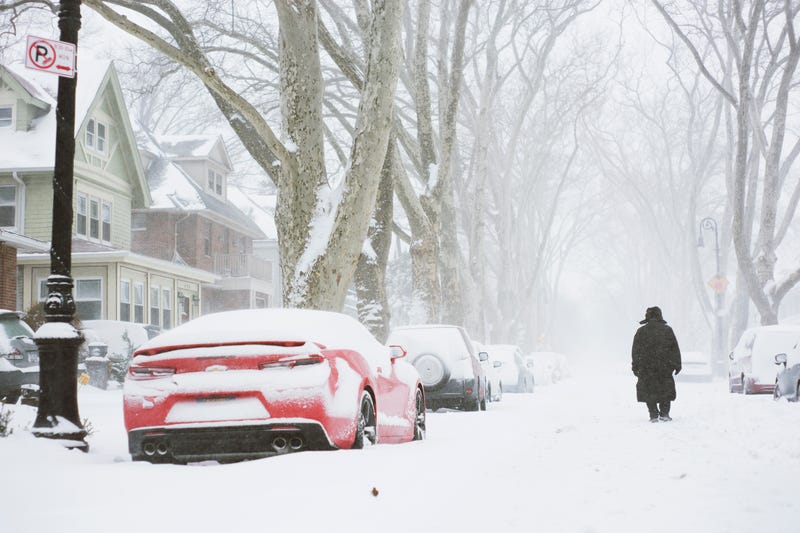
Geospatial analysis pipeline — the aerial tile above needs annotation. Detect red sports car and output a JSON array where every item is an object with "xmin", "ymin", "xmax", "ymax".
[{"xmin": 123, "ymin": 309, "xmax": 426, "ymax": 463}]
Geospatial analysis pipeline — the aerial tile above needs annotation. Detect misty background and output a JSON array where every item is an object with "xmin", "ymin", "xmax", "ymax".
[{"xmin": 3, "ymin": 0, "xmax": 800, "ymax": 371}]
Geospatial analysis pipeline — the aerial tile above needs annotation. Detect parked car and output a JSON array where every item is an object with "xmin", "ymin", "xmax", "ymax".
[
  {"xmin": 124, "ymin": 309, "xmax": 425, "ymax": 463},
  {"xmin": 387, "ymin": 324, "xmax": 487, "ymax": 411},
  {"xmin": 773, "ymin": 341, "xmax": 800, "ymax": 401},
  {"xmin": 676, "ymin": 350, "xmax": 712, "ymax": 382},
  {"xmin": 474, "ymin": 341, "xmax": 502, "ymax": 402},
  {"xmin": 0, "ymin": 310, "xmax": 39, "ymax": 403},
  {"xmin": 728, "ymin": 325, "xmax": 800, "ymax": 394},
  {"xmin": 487, "ymin": 344, "xmax": 534, "ymax": 393},
  {"xmin": 526, "ymin": 351, "xmax": 569, "ymax": 385}
]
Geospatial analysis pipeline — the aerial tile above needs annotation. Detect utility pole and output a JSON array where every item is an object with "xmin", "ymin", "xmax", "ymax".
[{"xmin": 32, "ymin": 0, "xmax": 87, "ymax": 451}]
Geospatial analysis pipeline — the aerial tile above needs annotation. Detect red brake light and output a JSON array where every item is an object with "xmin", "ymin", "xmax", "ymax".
[
  {"xmin": 259, "ymin": 354, "xmax": 324, "ymax": 370},
  {"xmin": 128, "ymin": 366, "xmax": 176, "ymax": 380}
]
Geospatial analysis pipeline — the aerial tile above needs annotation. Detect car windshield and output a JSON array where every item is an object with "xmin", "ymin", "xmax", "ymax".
[
  {"xmin": 388, "ymin": 327, "xmax": 469, "ymax": 361},
  {"xmin": 0, "ymin": 317, "xmax": 34, "ymax": 339}
]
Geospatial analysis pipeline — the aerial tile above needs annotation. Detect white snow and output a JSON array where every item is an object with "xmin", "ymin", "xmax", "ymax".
[
  {"xmin": 1, "ymin": 359, "xmax": 798, "ymax": 533},
  {"xmin": 33, "ymin": 322, "xmax": 81, "ymax": 340}
]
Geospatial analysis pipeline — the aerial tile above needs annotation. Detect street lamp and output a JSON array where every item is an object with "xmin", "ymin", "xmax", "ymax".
[
  {"xmin": 32, "ymin": 0, "xmax": 87, "ymax": 450},
  {"xmin": 698, "ymin": 216, "xmax": 725, "ymax": 377}
]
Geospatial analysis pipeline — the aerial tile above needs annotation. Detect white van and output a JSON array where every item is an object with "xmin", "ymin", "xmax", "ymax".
[{"xmin": 728, "ymin": 325, "xmax": 800, "ymax": 394}]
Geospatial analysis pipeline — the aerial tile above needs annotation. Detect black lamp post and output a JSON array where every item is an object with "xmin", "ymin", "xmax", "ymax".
[
  {"xmin": 32, "ymin": 0, "xmax": 87, "ymax": 450},
  {"xmin": 698, "ymin": 216, "xmax": 725, "ymax": 377}
]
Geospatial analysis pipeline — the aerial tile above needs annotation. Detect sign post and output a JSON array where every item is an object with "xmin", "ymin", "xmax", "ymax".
[{"xmin": 31, "ymin": 0, "xmax": 88, "ymax": 451}]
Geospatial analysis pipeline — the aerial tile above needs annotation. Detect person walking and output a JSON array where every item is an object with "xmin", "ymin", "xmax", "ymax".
[{"xmin": 631, "ymin": 306, "xmax": 682, "ymax": 422}]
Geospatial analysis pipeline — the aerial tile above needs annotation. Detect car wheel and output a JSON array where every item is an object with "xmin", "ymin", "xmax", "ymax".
[
  {"xmin": 774, "ymin": 382, "xmax": 781, "ymax": 400},
  {"xmin": 413, "ymin": 353, "xmax": 450, "ymax": 391},
  {"xmin": 413, "ymin": 388, "xmax": 426, "ymax": 441},
  {"xmin": 480, "ymin": 396, "xmax": 487, "ymax": 411},
  {"xmin": 793, "ymin": 382, "xmax": 800, "ymax": 403},
  {"xmin": 496, "ymin": 384, "xmax": 503, "ymax": 402},
  {"xmin": 742, "ymin": 375, "xmax": 751, "ymax": 395},
  {"xmin": 353, "ymin": 391, "xmax": 377, "ymax": 449}
]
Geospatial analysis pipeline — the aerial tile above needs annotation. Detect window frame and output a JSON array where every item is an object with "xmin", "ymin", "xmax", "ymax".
[
  {"xmin": 134, "ymin": 282, "xmax": 144, "ymax": 324},
  {"xmin": 120, "ymin": 279, "xmax": 131, "ymax": 322},
  {"xmin": 0, "ymin": 185, "xmax": 17, "ymax": 228},
  {"xmin": 0, "ymin": 104, "xmax": 14, "ymax": 129},
  {"xmin": 85, "ymin": 118, "xmax": 109, "ymax": 156}
]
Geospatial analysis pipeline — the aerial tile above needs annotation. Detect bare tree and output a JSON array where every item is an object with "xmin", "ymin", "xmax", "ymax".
[{"xmin": 651, "ymin": 0, "xmax": 800, "ymax": 326}]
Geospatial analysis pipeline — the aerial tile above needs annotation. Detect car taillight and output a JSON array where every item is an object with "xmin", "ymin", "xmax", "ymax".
[
  {"xmin": 4, "ymin": 348, "xmax": 23, "ymax": 361},
  {"xmin": 128, "ymin": 366, "xmax": 177, "ymax": 380},
  {"xmin": 259, "ymin": 354, "xmax": 324, "ymax": 370}
]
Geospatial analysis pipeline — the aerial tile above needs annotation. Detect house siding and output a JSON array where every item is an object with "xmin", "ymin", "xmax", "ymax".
[{"xmin": 0, "ymin": 244, "xmax": 17, "ymax": 310}]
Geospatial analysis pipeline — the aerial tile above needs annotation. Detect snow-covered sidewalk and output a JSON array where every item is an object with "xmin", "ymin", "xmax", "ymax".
[{"xmin": 1, "ymin": 357, "xmax": 798, "ymax": 533}]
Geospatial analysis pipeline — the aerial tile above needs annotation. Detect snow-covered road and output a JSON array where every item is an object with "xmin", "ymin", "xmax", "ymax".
[{"xmin": 1, "ymin": 357, "xmax": 798, "ymax": 533}]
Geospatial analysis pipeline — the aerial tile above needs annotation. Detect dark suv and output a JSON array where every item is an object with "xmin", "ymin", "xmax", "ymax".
[
  {"xmin": 0, "ymin": 310, "xmax": 39, "ymax": 403},
  {"xmin": 387, "ymin": 324, "xmax": 487, "ymax": 411}
]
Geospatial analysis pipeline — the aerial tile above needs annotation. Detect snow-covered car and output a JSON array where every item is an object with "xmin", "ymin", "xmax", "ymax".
[
  {"xmin": 773, "ymin": 341, "xmax": 800, "ymax": 401},
  {"xmin": 676, "ymin": 350, "xmax": 712, "ymax": 382},
  {"xmin": 487, "ymin": 344, "xmax": 534, "ymax": 393},
  {"xmin": 728, "ymin": 325, "xmax": 800, "ymax": 394},
  {"xmin": 124, "ymin": 309, "xmax": 426, "ymax": 463},
  {"xmin": 526, "ymin": 351, "xmax": 569, "ymax": 385},
  {"xmin": 0, "ymin": 310, "xmax": 39, "ymax": 404},
  {"xmin": 474, "ymin": 341, "xmax": 502, "ymax": 402},
  {"xmin": 387, "ymin": 324, "xmax": 487, "ymax": 411}
]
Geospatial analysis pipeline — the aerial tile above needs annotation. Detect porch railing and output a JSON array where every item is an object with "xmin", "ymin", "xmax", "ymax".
[{"xmin": 213, "ymin": 254, "xmax": 273, "ymax": 282}]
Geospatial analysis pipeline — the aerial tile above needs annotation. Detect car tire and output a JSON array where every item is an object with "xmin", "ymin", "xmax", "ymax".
[
  {"xmin": 480, "ymin": 396, "xmax": 487, "ymax": 411},
  {"xmin": 353, "ymin": 391, "xmax": 377, "ymax": 449},
  {"xmin": 774, "ymin": 382, "xmax": 781, "ymax": 400},
  {"xmin": 412, "ymin": 353, "xmax": 450, "ymax": 391},
  {"xmin": 742, "ymin": 375, "xmax": 751, "ymax": 395},
  {"xmin": 413, "ymin": 388, "xmax": 426, "ymax": 441},
  {"xmin": 793, "ymin": 382, "xmax": 800, "ymax": 403}
]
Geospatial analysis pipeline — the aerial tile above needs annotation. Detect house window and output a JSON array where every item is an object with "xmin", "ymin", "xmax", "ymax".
[
  {"xmin": 86, "ymin": 119, "xmax": 108, "ymax": 155},
  {"xmin": 134, "ymin": 282, "xmax": 144, "ymax": 323},
  {"xmin": 75, "ymin": 278, "xmax": 102, "ymax": 320},
  {"xmin": 76, "ymin": 193, "xmax": 87, "ymax": 236},
  {"xmin": 102, "ymin": 201, "xmax": 112, "ymax": 242},
  {"xmin": 150, "ymin": 285, "xmax": 160, "ymax": 326},
  {"xmin": 204, "ymin": 221, "xmax": 212, "ymax": 256},
  {"xmin": 132, "ymin": 213, "xmax": 147, "ymax": 231},
  {"xmin": 208, "ymin": 169, "xmax": 223, "ymax": 196},
  {"xmin": 162, "ymin": 288, "xmax": 172, "ymax": 330},
  {"xmin": 76, "ymin": 193, "xmax": 112, "ymax": 243},
  {"xmin": 0, "ymin": 105, "xmax": 12, "ymax": 128},
  {"xmin": 120, "ymin": 279, "xmax": 131, "ymax": 322},
  {"xmin": 89, "ymin": 198, "xmax": 100, "ymax": 239},
  {"xmin": 0, "ymin": 185, "xmax": 16, "ymax": 227}
]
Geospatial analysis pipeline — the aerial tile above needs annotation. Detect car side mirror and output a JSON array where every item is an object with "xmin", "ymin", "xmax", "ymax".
[
  {"xmin": 775, "ymin": 353, "xmax": 787, "ymax": 367},
  {"xmin": 728, "ymin": 352, "xmax": 734, "ymax": 361},
  {"xmin": 493, "ymin": 361, "xmax": 502, "ymax": 368},
  {"xmin": 478, "ymin": 351, "xmax": 489, "ymax": 362},
  {"xmin": 389, "ymin": 345, "xmax": 407, "ymax": 361}
]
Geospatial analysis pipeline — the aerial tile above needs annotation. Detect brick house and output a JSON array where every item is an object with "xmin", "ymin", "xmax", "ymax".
[
  {"xmin": 1, "ymin": 58, "xmax": 216, "ymax": 327},
  {"xmin": 134, "ymin": 134, "xmax": 274, "ymax": 314}
]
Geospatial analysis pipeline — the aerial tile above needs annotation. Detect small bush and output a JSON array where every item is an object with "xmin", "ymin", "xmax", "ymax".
[{"xmin": 0, "ymin": 405, "xmax": 13, "ymax": 438}]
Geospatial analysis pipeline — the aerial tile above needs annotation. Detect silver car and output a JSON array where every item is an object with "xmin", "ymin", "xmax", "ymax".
[{"xmin": 0, "ymin": 310, "xmax": 39, "ymax": 403}]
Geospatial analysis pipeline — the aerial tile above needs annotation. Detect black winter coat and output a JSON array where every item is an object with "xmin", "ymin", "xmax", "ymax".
[{"xmin": 631, "ymin": 319, "xmax": 682, "ymax": 402}]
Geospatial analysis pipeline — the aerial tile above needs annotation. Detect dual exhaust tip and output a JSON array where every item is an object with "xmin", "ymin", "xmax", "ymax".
[
  {"xmin": 143, "ymin": 439, "xmax": 170, "ymax": 457},
  {"xmin": 271, "ymin": 435, "xmax": 304, "ymax": 453}
]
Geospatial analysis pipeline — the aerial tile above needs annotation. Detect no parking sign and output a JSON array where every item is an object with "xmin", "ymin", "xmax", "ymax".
[{"xmin": 24, "ymin": 35, "xmax": 76, "ymax": 78}]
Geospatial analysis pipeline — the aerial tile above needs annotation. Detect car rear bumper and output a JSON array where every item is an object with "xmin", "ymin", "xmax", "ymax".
[
  {"xmin": 129, "ymin": 419, "xmax": 336, "ymax": 463},
  {"xmin": 424, "ymin": 377, "xmax": 478, "ymax": 408}
]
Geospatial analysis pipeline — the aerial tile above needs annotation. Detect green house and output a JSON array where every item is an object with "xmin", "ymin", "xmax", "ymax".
[{"xmin": 0, "ymin": 58, "xmax": 215, "ymax": 327}]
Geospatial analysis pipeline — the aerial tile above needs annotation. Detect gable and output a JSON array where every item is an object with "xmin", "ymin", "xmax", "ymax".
[{"xmin": 74, "ymin": 63, "xmax": 151, "ymax": 208}]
